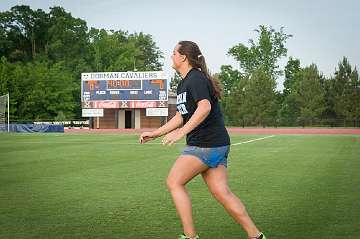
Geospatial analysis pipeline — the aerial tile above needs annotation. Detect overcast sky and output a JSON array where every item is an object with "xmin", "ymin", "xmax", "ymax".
[{"xmin": 1, "ymin": 0, "xmax": 359, "ymax": 90}]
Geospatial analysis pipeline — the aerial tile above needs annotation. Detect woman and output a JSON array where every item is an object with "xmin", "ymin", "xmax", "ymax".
[{"xmin": 139, "ymin": 41, "xmax": 266, "ymax": 239}]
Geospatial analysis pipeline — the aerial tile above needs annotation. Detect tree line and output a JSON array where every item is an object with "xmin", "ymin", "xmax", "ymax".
[
  {"xmin": 171, "ymin": 26, "xmax": 360, "ymax": 127},
  {"xmin": 0, "ymin": 5, "xmax": 162, "ymax": 121},
  {"xmin": 1, "ymin": 5, "xmax": 359, "ymax": 126},
  {"xmin": 216, "ymin": 26, "xmax": 360, "ymax": 127}
]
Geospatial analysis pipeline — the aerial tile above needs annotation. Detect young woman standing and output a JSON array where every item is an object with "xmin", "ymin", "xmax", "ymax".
[{"xmin": 139, "ymin": 41, "xmax": 266, "ymax": 239}]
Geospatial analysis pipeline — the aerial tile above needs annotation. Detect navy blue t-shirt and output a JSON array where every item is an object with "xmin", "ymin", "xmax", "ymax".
[{"xmin": 176, "ymin": 68, "xmax": 230, "ymax": 147}]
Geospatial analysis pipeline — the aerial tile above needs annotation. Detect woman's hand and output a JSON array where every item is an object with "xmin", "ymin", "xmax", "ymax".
[
  {"xmin": 139, "ymin": 131, "xmax": 156, "ymax": 144},
  {"xmin": 162, "ymin": 129, "xmax": 185, "ymax": 146}
]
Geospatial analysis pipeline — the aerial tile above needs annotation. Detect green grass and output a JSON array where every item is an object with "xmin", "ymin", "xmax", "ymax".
[{"xmin": 0, "ymin": 133, "xmax": 359, "ymax": 239}]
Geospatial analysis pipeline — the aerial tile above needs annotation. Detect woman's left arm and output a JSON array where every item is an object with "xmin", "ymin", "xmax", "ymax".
[{"xmin": 162, "ymin": 99, "xmax": 211, "ymax": 145}]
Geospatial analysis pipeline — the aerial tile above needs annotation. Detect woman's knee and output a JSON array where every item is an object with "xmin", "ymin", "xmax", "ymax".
[
  {"xmin": 166, "ymin": 176, "xmax": 183, "ymax": 191},
  {"xmin": 212, "ymin": 189, "xmax": 248, "ymax": 215},
  {"xmin": 211, "ymin": 187, "xmax": 233, "ymax": 203}
]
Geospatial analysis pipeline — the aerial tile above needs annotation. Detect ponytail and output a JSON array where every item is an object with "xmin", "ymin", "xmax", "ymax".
[{"xmin": 198, "ymin": 54, "xmax": 222, "ymax": 99}]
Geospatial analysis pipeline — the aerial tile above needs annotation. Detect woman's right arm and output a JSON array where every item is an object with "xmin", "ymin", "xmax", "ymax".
[{"xmin": 139, "ymin": 112, "xmax": 183, "ymax": 144}]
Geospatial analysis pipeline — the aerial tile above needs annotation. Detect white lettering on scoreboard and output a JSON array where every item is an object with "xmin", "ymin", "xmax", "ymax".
[
  {"xmin": 81, "ymin": 71, "xmax": 167, "ymax": 80},
  {"xmin": 82, "ymin": 108, "xmax": 104, "ymax": 117},
  {"xmin": 146, "ymin": 108, "xmax": 168, "ymax": 117}
]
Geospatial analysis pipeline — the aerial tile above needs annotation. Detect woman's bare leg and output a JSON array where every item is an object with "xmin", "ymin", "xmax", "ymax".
[
  {"xmin": 201, "ymin": 165, "xmax": 261, "ymax": 238},
  {"xmin": 167, "ymin": 155, "xmax": 209, "ymax": 238}
]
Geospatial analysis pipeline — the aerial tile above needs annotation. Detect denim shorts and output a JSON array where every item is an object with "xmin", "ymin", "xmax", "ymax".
[{"xmin": 181, "ymin": 145, "xmax": 230, "ymax": 168}]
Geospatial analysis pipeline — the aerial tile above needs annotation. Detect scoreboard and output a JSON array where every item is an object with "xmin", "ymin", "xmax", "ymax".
[{"xmin": 81, "ymin": 71, "xmax": 168, "ymax": 109}]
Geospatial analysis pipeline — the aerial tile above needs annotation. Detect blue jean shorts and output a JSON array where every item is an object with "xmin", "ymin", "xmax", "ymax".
[{"xmin": 181, "ymin": 145, "xmax": 230, "ymax": 168}]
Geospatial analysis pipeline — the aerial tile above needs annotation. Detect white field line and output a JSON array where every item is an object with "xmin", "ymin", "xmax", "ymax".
[
  {"xmin": 19, "ymin": 135, "xmax": 276, "ymax": 146},
  {"xmin": 231, "ymin": 135, "xmax": 275, "ymax": 146}
]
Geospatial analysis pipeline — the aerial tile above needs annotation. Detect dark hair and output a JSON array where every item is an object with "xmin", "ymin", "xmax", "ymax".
[{"xmin": 178, "ymin": 41, "xmax": 222, "ymax": 99}]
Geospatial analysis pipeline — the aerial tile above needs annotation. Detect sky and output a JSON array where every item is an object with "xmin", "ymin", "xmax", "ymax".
[{"xmin": 1, "ymin": 0, "xmax": 359, "ymax": 91}]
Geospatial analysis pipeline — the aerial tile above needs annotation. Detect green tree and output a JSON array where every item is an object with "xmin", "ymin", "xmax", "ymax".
[
  {"xmin": 89, "ymin": 29, "xmax": 162, "ymax": 72},
  {"xmin": 129, "ymin": 32, "xmax": 163, "ymax": 71},
  {"xmin": 0, "ymin": 60, "xmax": 77, "ymax": 121},
  {"xmin": 221, "ymin": 73, "xmax": 247, "ymax": 126},
  {"xmin": 0, "ymin": 5, "xmax": 49, "ymax": 62},
  {"xmin": 279, "ymin": 57, "xmax": 301, "ymax": 125},
  {"xmin": 170, "ymin": 72, "xmax": 182, "ymax": 93},
  {"xmin": 228, "ymin": 25, "xmax": 292, "ymax": 79},
  {"xmin": 217, "ymin": 65, "xmax": 243, "ymax": 125},
  {"xmin": 47, "ymin": 7, "xmax": 91, "ymax": 70},
  {"xmin": 0, "ymin": 57, "xmax": 10, "ymax": 95},
  {"xmin": 242, "ymin": 68, "xmax": 277, "ymax": 126},
  {"xmin": 0, "ymin": 57, "xmax": 25, "ymax": 120},
  {"xmin": 331, "ymin": 57, "xmax": 360, "ymax": 123},
  {"xmin": 292, "ymin": 64, "xmax": 326, "ymax": 126},
  {"xmin": 283, "ymin": 57, "xmax": 301, "ymax": 96},
  {"xmin": 221, "ymin": 25, "xmax": 290, "ymax": 126},
  {"xmin": 218, "ymin": 65, "xmax": 242, "ymax": 97}
]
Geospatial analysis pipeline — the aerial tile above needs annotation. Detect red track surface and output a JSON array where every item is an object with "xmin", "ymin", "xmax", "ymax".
[{"xmin": 65, "ymin": 127, "xmax": 360, "ymax": 135}]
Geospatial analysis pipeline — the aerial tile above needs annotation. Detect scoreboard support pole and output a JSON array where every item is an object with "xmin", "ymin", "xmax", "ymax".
[
  {"xmin": 118, "ymin": 110, "xmax": 125, "ymax": 128},
  {"xmin": 135, "ymin": 109, "xmax": 141, "ymax": 129}
]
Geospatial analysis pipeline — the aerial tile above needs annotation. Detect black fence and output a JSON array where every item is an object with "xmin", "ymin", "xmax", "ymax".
[{"xmin": 224, "ymin": 117, "xmax": 360, "ymax": 128}]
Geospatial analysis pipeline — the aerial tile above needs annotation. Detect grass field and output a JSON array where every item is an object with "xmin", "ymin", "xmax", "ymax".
[{"xmin": 0, "ymin": 133, "xmax": 359, "ymax": 239}]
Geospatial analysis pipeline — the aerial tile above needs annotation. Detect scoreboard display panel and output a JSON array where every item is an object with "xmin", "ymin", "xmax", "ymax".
[{"xmin": 81, "ymin": 71, "xmax": 168, "ymax": 109}]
